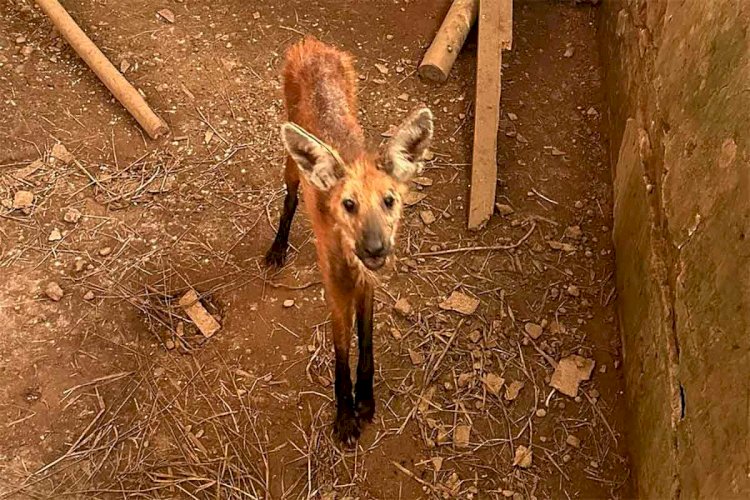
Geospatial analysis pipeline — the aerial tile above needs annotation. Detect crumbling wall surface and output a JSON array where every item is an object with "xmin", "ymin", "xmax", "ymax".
[{"xmin": 600, "ymin": 1, "xmax": 750, "ymax": 498}]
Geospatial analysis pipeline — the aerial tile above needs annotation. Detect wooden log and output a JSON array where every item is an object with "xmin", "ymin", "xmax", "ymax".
[
  {"xmin": 467, "ymin": 0, "xmax": 511, "ymax": 229},
  {"xmin": 35, "ymin": 0, "xmax": 169, "ymax": 139},
  {"xmin": 418, "ymin": 0, "xmax": 479, "ymax": 83}
]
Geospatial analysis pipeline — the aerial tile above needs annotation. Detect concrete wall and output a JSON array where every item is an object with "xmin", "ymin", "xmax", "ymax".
[{"xmin": 599, "ymin": 1, "xmax": 750, "ymax": 498}]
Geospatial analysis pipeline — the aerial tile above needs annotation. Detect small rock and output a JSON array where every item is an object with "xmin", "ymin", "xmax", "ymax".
[
  {"xmin": 524, "ymin": 322, "xmax": 543, "ymax": 339},
  {"xmin": 512, "ymin": 445, "xmax": 533, "ymax": 468},
  {"xmin": 423, "ymin": 149, "xmax": 435, "ymax": 161},
  {"xmin": 453, "ymin": 424, "xmax": 471, "ymax": 448},
  {"xmin": 458, "ymin": 372, "xmax": 474, "ymax": 388},
  {"xmin": 495, "ymin": 203, "xmax": 515, "ymax": 216},
  {"xmin": 566, "ymin": 434, "xmax": 581, "ymax": 448},
  {"xmin": 468, "ymin": 330, "xmax": 482, "ymax": 343},
  {"xmin": 157, "ymin": 8, "xmax": 175, "ymax": 23},
  {"xmin": 252, "ymin": 11, "xmax": 261, "ymax": 19},
  {"xmin": 586, "ymin": 107, "xmax": 599, "ymax": 117},
  {"xmin": 120, "ymin": 59, "xmax": 131, "ymax": 73},
  {"xmin": 51, "ymin": 143, "xmax": 75, "ymax": 164},
  {"xmin": 535, "ymin": 408, "xmax": 547, "ymax": 417},
  {"xmin": 45, "ymin": 282, "xmax": 64, "ymax": 302},
  {"xmin": 505, "ymin": 380, "xmax": 524, "ymax": 401},
  {"xmin": 48, "ymin": 229, "xmax": 62, "ymax": 242},
  {"xmin": 99, "ymin": 246, "xmax": 112, "ymax": 257},
  {"xmin": 374, "ymin": 63, "xmax": 389, "ymax": 75},
  {"xmin": 507, "ymin": 112, "xmax": 518, "ymax": 121},
  {"xmin": 165, "ymin": 339, "xmax": 176, "ymax": 350},
  {"xmin": 439, "ymin": 291, "xmax": 479, "ymax": 315},
  {"xmin": 483, "ymin": 373, "xmax": 504, "ymax": 396},
  {"xmin": 563, "ymin": 46, "xmax": 575, "ymax": 58},
  {"xmin": 83, "ymin": 290, "xmax": 95, "ymax": 301},
  {"xmin": 74, "ymin": 259, "xmax": 86, "ymax": 272},
  {"xmin": 386, "ymin": 34, "xmax": 394, "ymax": 41},
  {"xmin": 403, "ymin": 192, "xmax": 427, "ymax": 206},
  {"xmin": 394, "ymin": 297, "xmax": 413, "ymax": 316},
  {"xmin": 63, "ymin": 208, "xmax": 82, "ymax": 224},
  {"xmin": 548, "ymin": 240, "xmax": 577, "ymax": 252},
  {"xmin": 516, "ymin": 133, "xmax": 529, "ymax": 144},
  {"xmin": 397, "ymin": 93, "xmax": 409, "ymax": 101},
  {"xmin": 564, "ymin": 225, "xmax": 583, "ymax": 240},
  {"xmin": 574, "ymin": 200, "xmax": 584, "ymax": 209},
  {"xmin": 502, "ymin": 491, "xmax": 515, "ymax": 498},
  {"xmin": 419, "ymin": 210, "xmax": 436, "ymax": 225},
  {"xmin": 409, "ymin": 349, "xmax": 425, "ymax": 365},
  {"xmin": 567, "ymin": 285, "xmax": 580, "ymax": 297},
  {"xmin": 283, "ymin": 299, "xmax": 295, "ymax": 308},
  {"xmin": 15, "ymin": 35, "xmax": 27, "ymax": 44},
  {"xmin": 13, "ymin": 190, "xmax": 34, "ymax": 210},
  {"xmin": 550, "ymin": 355, "xmax": 595, "ymax": 397},
  {"xmin": 412, "ymin": 176, "xmax": 433, "ymax": 187}
]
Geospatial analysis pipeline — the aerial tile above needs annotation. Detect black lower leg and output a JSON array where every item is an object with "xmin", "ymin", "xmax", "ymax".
[
  {"xmin": 265, "ymin": 185, "xmax": 298, "ymax": 267},
  {"xmin": 334, "ymin": 349, "xmax": 359, "ymax": 444},
  {"xmin": 354, "ymin": 284, "xmax": 375, "ymax": 422}
]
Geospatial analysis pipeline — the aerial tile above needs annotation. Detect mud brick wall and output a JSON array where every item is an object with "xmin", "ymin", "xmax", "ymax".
[{"xmin": 599, "ymin": 1, "xmax": 749, "ymax": 498}]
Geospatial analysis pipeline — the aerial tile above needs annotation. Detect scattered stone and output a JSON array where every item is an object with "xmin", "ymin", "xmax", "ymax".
[
  {"xmin": 397, "ymin": 93, "xmax": 409, "ymax": 101},
  {"xmin": 48, "ymin": 229, "xmax": 62, "ymax": 242},
  {"xmin": 516, "ymin": 133, "xmax": 529, "ymax": 144},
  {"xmin": 524, "ymin": 322, "xmax": 543, "ymax": 340},
  {"xmin": 394, "ymin": 297, "xmax": 413, "ymax": 316},
  {"xmin": 403, "ymin": 192, "xmax": 427, "ymax": 206},
  {"xmin": 83, "ymin": 290, "xmax": 95, "ymax": 301},
  {"xmin": 374, "ymin": 63, "xmax": 389, "ymax": 75},
  {"xmin": 409, "ymin": 349, "xmax": 425, "ymax": 365},
  {"xmin": 252, "ymin": 11, "xmax": 261, "ymax": 19},
  {"xmin": 567, "ymin": 285, "xmax": 580, "ymax": 297},
  {"xmin": 431, "ymin": 456, "xmax": 443, "ymax": 471},
  {"xmin": 439, "ymin": 291, "xmax": 479, "ymax": 315},
  {"xmin": 157, "ymin": 8, "xmax": 175, "ymax": 23},
  {"xmin": 507, "ymin": 112, "xmax": 518, "ymax": 121},
  {"xmin": 550, "ymin": 355, "xmax": 595, "ymax": 397},
  {"xmin": 586, "ymin": 106, "xmax": 599, "ymax": 117},
  {"xmin": 45, "ymin": 282, "xmax": 64, "ymax": 302},
  {"xmin": 179, "ymin": 289, "xmax": 221, "ymax": 338},
  {"xmin": 423, "ymin": 149, "xmax": 435, "ymax": 161},
  {"xmin": 495, "ymin": 203, "xmax": 515, "ymax": 216},
  {"xmin": 120, "ymin": 59, "xmax": 131, "ymax": 73},
  {"xmin": 563, "ymin": 46, "xmax": 575, "ymax": 58},
  {"xmin": 99, "ymin": 246, "xmax": 113, "ymax": 257},
  {"xmin": 574, "ymin": 200, "xmax": 584, "ymax": 209},
  {"xmin": 564, "ymin": 225, "xmax": 583, "ymax": 240},
  {"xmin": 483, "ymin": 373, "xmax": 504, "ymax": 396},
  {"xmin": 566, "ymin": 434, "xmax": 581, "ymax": 448},
  {"xmin": 13, "ymin": 190, "xmax": 34, "ymax": 210},
  {"xmin": 453, "ymin": 424, "xmax": 471, "ymax": 448},
  {"xmin": 535, "ymin": 408, "xmax": 547, "ymax": 418},
  {"xmin": 282, "ymin": 299, "xmax": 295, "ymax": 308},
  {"xmin": 550, "ymin": 320, "xmax": 566, "ymax": 334},
  {"xmin": 63, "ymin": 208, "xmax": 82, "ymax": 224},
  {"xmin": 548, "ymin": 240, "xmax": 577, "ymax": 252},
  {"xmin": 386, "ymin": 34, "xmax": 394, "ymax": 41},
  {"xmin": 512, "ymin": 445, "xmax": 533, "ymax": 468},
  {"xmin": 468, "ymin": 330, "xmax": 482, "ymax": 343},
  {"xmin": 74, "ymin": 259, "xmax": 86, "ymax": 272},
  {"xmin": 505, "ymin": 380, "xmax": 524, "ymax": 401},
  {"xmin": 165, "ymin": 339, "xmax": 176, "ymax": 350},
  {"xmin": 412, "ymin": 176, "xmax": 433, "ymax": 187},
  {"xmin": 419, "ymin": 210, "xmax": 436, "ymax": 225},
  {"xmin": 51, "ymin": 143, "xmax": 75, "ymax": 164},
  {"xmin": 458, "ymin": 372, "xmax": 474, "ymax": 388}
]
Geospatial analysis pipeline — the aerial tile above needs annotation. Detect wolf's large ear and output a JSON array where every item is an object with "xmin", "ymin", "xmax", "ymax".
[
  {"xmin": 281, "ymin": 123, "xmax": 344, "ymax": 191},
  {"xmin": 384, "ymin": 107, "xmax": 434, "ymax": 182}
]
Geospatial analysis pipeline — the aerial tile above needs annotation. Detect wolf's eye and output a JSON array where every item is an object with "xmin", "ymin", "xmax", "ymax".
[
  {"xmin": 342, "ymin": 199, "xmax": 357, "ymax": 213},
  {"xmin": 383, "ymin": 194, "xmax": 395, "ymax": 209}
]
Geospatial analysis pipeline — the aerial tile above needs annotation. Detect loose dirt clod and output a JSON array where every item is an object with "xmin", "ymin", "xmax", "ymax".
[
  {"xmin": 505, "ymin": 380, "xmax": 524, "ymax": 400},
  {"xmin": 48, "ymin": 229, "xmax": 63, "ymax": 242},
  {"xmin": 495, "ymin": 203, "xmax": 515, "ymax": 216},
  {"xmin": 63, "ymin": 208, "xmax": 82, "ymax": 224},
  {"xmin": 439, "ymin": 291, "xmax": 479, "ymax": 315},
  {"xmin": 51, "ymin": 143, "xmax": 75, "ymax": 164},
  {"xmin": 83, "ymin": 291, "xmax": 95, "ymax": 301},
  {"xmin": 45, "ymin": 282, "xmax": 64, "ymax": 302},
  {"xmin": 419, "ymin": 210, "xmax": 436, "ymax": 225},
  {"xmin": 453, "ymin": 424, "xmax": 471, "ymax": 448},
  {"xmin": 483, "ymin": 373, "xmax": 504, "ymax": 396},
  {"xmin": 394, "ymin": 297, "xmax": 413, "ymax": 316},
  {"xmin": 524, "ymin": 321, "xmax": 543, "ymax": 339},
  {"xmin": 179, "ymin": 289, "xmax": 221, "ymax": 338},
  {"xmin": 283, "ymin": 299, "xmax": 295, "ymax": 308},
  {"xmin": 566, "ymin": 434, "xmax": 581, "ymax": 448},
  {"xmin": 13, "ymin": 190, "xmax": 34, "ymax": 210},
  {"xmin": 512, "ymin": 445, "xmax": 533, "ymax": 468},
  {"xmin": 550, "ymin": 355, "xmax": 595, "ymax": 397}
]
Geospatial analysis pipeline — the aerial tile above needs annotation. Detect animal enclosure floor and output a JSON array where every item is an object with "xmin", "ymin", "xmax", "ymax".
[{"xmin": 0, "ymin": 1, "xmax": 631, "ymax": 498}]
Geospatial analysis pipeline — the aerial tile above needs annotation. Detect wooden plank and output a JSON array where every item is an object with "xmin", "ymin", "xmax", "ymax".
[{"xmin": 467, "ymin": 0, "xmax": 508, "ymax": 229}]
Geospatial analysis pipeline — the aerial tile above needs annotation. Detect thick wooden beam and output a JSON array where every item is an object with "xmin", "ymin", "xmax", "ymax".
[
  {"xmin": 468, "ymin": 0, "xmax": 511, "ymax": 229},
  {"xmin": 418, "ymin": 0, "xmax": 479, "ymax": 83}
]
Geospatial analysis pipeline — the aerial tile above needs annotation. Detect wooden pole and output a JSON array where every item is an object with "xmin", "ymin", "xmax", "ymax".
[
  {"xmin": 418, "ymin": 0, "xmax": 479, "ymax": 83},
  {"xmin": 467, "ymin": 0, "xmax": 512, "ymax": 229},
  {"xmin": 35, "ymin": 0, "xmax": 169, "ymax": 139}
]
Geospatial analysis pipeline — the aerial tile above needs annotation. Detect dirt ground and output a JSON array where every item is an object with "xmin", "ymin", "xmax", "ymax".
[{"xmin": 0, "ymin": 0, "xmax": 631, "ymax": 498}]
